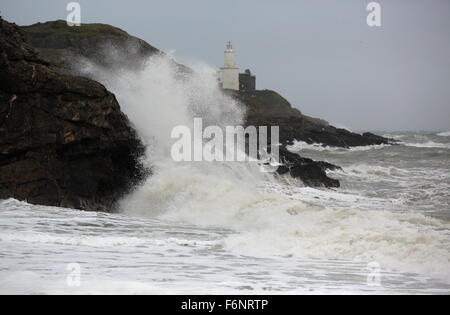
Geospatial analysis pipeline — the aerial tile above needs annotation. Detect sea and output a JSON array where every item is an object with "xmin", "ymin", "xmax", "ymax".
[{"xmin": 0, "ymin": 56, "xmax": 449, "ymax": 295}]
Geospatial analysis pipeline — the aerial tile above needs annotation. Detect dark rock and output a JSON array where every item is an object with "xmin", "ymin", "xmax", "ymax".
[
  {"xmin": 228, "ymin": 90, "xmax": 396, "ymax": 187},
  {"xmin": 276, "ymin": 147, "xmax": 340, "ymax": 188},
  {"xmin": 20, "ymin": 20, "xmax": 191, "ymax": 77},
  {"xmin": 0, "ymin": 17, "xmax": 146, "ymax": 211},
  {"xmin": 232, "ymin": 89, "xmax": 395, "ymax": 148},
  {"xmin": 362, "ymin": 132, "xmax": 394, "ymax": 145},
  {"xmin": 17, "ymin": 20, "xmax": 357, "ymax": 189}
]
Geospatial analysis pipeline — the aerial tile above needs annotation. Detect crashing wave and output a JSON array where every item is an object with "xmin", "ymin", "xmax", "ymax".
[
  {"xmin": 402, "ymin": 141, "xmax": 450, "ymax": 149},
  {"xmin": 77, "ymin": 54, "xmax": 450, "ymax": 281},
  {"xmin": 437, "ymin": 131, "xmax": 450, "ymax": 137},
  {"xmin": 287, "ymin": 140, "xmax": 390, "ymax": 153}
]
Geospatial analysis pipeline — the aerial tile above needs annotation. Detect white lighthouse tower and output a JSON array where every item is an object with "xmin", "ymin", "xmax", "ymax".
[{"xmin": 218, "ymin": 41, "xmax": 239, "ymax": 90}]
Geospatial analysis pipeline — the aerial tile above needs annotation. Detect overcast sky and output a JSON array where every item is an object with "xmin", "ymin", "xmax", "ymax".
[{"xmin": 1, "ymin": 0, "xmax": 449, "ymax": 131}]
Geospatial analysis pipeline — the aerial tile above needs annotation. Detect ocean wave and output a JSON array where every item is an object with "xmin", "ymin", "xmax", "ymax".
[
  {"xmin": 82, "ymin": 55, "xmax": 450, "ymax": 281},
  {"xmin": 120, "ymin": 160, "xmax": 450, "ymax": 280},
  {"xmin": 0, "ymin": 271, "xmax": 174, "ymax": 295},
  {"xmin": 437, "ymin": 131, "xmax": 450, "ymax": 137},
  {"xmin": 330, "ymin": 164, "xmax": 414, "ymax": 181},
  {"xmin": 287, "ymin": 140, "xmax": 390, "ymax": 153},
  {"xmin": 402, "ymin": 141, "xmax": 450, "ymax": 149},
  {"xmin": 223, "ymin": 206, "xmax": 450, "ymax": 279},
  {"xmin": 382, "ymin": 134, "xmax": 406, "ymax": 140},
  {"xmin": 0, "ymin": 230, "xmax": 218, "ymax": 249}
]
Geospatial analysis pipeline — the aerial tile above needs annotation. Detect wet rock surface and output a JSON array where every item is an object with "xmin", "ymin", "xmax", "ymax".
[
  {"xmin": 0, "ymin": 18, "xmax": 146, "ymax": 211},
  {"xmin": 14, "ymin": 19, "xmax": 394, "ymax": 190}
]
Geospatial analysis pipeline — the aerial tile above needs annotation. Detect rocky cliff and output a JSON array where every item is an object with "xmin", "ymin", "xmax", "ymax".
[
  {"xmin": 231, "ymin": 90, "xmax": 392, "ymax": 147},
  {"xmin": 20, "ymin": 20, "xmax": 190, "ymax": 76},
  {"xmin": 0, "ymin": 18, "xmax": 146, "ymax": 211},
  {"xmin": 20, "ymin": 20, "xmax": 391, "ymax": 151},
  {"xmin": 18, "ymin": 20, "xmax": 349, "ymax": 188}
]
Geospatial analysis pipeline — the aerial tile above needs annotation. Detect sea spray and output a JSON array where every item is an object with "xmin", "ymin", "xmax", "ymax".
[{"xmin": 77, "ymin": 51, "xmax": 450, "ymax": 280}]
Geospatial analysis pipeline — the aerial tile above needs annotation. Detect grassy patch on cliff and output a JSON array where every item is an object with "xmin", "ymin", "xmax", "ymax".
[
  {"xmin": 231, "ymin": 90, "xmax": 303, "ymax": 119},
  {"xmin": 21, "ymin": 20, "xmax": 129, "ymax": 39}
]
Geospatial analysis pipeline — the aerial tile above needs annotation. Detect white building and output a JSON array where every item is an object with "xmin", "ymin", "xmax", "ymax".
[{"xmin": 218, "ymin": 41, "xmax": 240, "ymax": 90}]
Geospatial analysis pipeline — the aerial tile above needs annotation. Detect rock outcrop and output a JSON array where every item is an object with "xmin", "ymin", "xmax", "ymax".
[
  {"xmin": 277, "ymin": 147, "xmax": 340, "ymax": 188},
  {"xmin": 20, "ymin": 20, "xmax": 190, "ymax": 76},
  {"xmin": 19, "ymin": 20, "xmax": 344, "ymax": 188},
  {"xmin": 229, "ymin": 90, "xmax": 395, "ymax": 187},
  {"xmin": 232, "ymin": 90, "xmax": 393, "ymax": 147},
  {"xmin": 20, "ymin": 19, "xmax": 395, "ymax": 189},
  {"xmin": 20, "ymin": 21, "xmax": 391, "ymax": 150},
  {"xmin": 0, "ymin": 17, "xmax": 146, "ymax": 211}
]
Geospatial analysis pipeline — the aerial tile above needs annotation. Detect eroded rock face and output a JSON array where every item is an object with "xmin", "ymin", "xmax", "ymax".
[
  {"xmin": 230, "ymin": 90, "xmax": 395, "ymax": 187},
  {"xmin": 20, "ymin": 20, "xmax": 191, "ymax": 76},
  {"xmin": 277, "ymin": 147, "xmax": 340, "ymax": 188},
  {"xmin": 233, "ymin": 90, "xmax": 394, "ymax": 148},
  {"xmin": 0, "ymin": 18, "xmax": 145, "ymax": 211},
  {"xmin": 18, "ymin": 20, "xmax": 346, "ymax": 188}
]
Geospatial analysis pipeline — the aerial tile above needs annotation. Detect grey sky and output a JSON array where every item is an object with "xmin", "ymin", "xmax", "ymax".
[{"xmin": 1, "ymin": 0, "xmax": 449, "ymax": 131}]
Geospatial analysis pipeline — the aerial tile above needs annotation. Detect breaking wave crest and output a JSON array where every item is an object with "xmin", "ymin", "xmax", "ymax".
[
  {"xmin": 287, "ymin": 140, "xmax": 390, "ymax": 152},
  {"xmin": 79, "ymin": 54, "xmax": 450, "ymax": 280},
  {"xmin": 402, "ymin": 141, "xmax": 450, "ymax": 149}
]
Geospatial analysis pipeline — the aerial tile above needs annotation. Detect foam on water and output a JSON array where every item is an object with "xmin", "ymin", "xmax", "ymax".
[
  {"xmin": 85, "ymin": 56, "xmax": 449, "ymax": 282},
  {"xmin": 121, "ymin": 159, "xmax": 450, "ymax": 279},
  {"xmin": 437, "ymin": 131, "xmax": 450, "ymax": 137},
  {"xmin": 287, "ymin": 139, "xmax": 450, "ymax": 151},
  {"xmin": 1, "ymin": 54, "xmax": 449, "ymax": 294},
  {"xmin": 287, "ymin": 140, "xmax": 391, "ymax": 152},
  {"xmin": 382, "ymin": 132, "xmax": 450, "ymax": 149},
  {"xmin": 1, "ymin": 197, "xmax": 449, "ymax": 294},
  {"xmin": 402, "ymin": 141, "xmax": 450, "ymax": 149}
]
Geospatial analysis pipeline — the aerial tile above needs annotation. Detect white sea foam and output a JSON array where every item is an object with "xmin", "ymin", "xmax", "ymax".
[
  {"xmin": 79, "ymin": 56, "xmax": 244, "ymax": 155},
  {"xmin": 381, "ymin": 132, "xmax": 450, "ymax": 148},
  {"xmin": 382, "ymin": 133, "xmax": 406, "ymax": 140},
  {"xmin": 402, "ymin": 141, "xmax": 450, "ymax": 149},
  {"xmin": 334, "ymin": 164, "xmax": 414, "ymax": 180},
  {"xmin": 287, "ymin": 140, "xmax": 390, "ymax": 153},
  {"xmin": 0, "ymin": 231, "xmax": 217, "ymax": 248},
  {"xmin": 79, "ymin": 54, "xmax": 450, "ymax": 282},
  {"xmin": 0, "ymin": 47, "xmax": 448, "ymax": 295},
  {"xmin": 120, "ymin": 159, "xmax": 450, "ymax": 278}
]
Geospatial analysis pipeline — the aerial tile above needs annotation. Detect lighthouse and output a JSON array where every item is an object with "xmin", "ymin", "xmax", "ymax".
[{"xmin": 218, "ymin": 41, "xmax": 240, "ymax": 90}]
